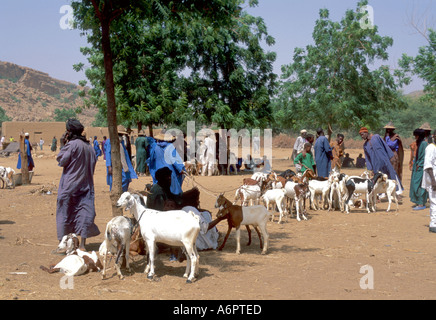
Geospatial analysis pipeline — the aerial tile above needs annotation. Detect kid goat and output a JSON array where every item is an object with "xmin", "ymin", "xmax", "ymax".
[{"xmin": 116, "ymin": 192, "xmax": 200, "ymax": 283}]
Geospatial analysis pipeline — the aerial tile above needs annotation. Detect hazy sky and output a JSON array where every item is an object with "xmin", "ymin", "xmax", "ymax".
[{"xmin": 0, "ymin": 0, "xmax": 434, "ymax": 93}]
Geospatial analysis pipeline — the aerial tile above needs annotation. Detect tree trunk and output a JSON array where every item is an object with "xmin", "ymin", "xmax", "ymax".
[
  {"xmin": 20, "ymin": 134, "xmax": 30, "ymax": 185},
  {"xmin": 101, "ymin": 15, "xmax": 123, "ymax": 217},
  {"xmin": 148, "ymin": 123, "xmax": 154, "ymax": 138},
  {"xmin": 327, "ymin": 123, "xmax": 333, "ymax": 143}
]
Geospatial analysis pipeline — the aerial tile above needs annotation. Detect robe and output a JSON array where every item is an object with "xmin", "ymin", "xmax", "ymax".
[
  {"xmin": 93, "ymin": 139, "xmax": 102, "ymax": 157},
  {"xmin": 410, "ymin": 141, "xmax": 429, "ymax": 205},
  {"xmin": 363, "ymin": 134, "xmax": 403, "ymax": 192},
  {"xmin": 105, "ymin": 138, "xmax": 138, "ymax": 192},
  {"xmin": 314, "ymin": 136, "xmax": 332, "ymax": 178},
  {"xmin": 134, "ymin": 136, "xmax": 148, "ymax": 174},
  {"xmin": 56, "ymin": 139, "xmax": 100, "ymax": 240},
  {"xmin": 148, "ymin": 139, "xmax": 185, "ymax": 195}
]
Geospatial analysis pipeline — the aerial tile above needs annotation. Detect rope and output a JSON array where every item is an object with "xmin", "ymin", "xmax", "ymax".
[{"xmin": 183, "ymin": 174, "xmax": 241, "ymax": 198}]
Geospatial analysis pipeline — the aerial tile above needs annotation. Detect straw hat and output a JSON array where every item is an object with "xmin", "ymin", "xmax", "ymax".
[
  {"xmin": 117, "ymin": 125, "xmax": 129, "ymax": 135},
  {"xmin": 383, "ymin": 121, "xmax": 396, "ymax": 129},
  {"xmin": 300, "ymin": 129, "xmax": 307, "ymax": 134},
  {"xmin": 154, "ymin": 132, "xmax": 176, "ymax": 142},
  {"xmin": 419, "ymin": 122, "xmax": 432, "ymax": 131}
]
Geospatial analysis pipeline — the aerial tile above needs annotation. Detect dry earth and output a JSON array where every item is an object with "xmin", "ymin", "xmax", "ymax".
[{"xmin": 1, "ymin": 146, "xmax": 436, "ymax": 301}]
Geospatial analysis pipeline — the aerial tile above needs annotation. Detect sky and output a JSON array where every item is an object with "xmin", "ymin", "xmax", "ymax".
[{"xmin": 0, "ymin": 0, "xmax": 434, "ymax": 94}]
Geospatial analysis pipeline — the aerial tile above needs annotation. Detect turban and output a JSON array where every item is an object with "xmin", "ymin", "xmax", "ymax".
[
  {"xmin": 66, "ymin": 119, "xmax": 84, "ymax": 135},
  {"xmin": 359, "ymin": 127, "xmax": 369, "ymax": 134}
]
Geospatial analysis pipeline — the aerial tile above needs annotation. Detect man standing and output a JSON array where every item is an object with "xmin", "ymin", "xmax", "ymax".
[
  {"xmin": 202, "ymin": 132, "xmax": 216, "ymax": 176},
  {"xmin": 420, "ymin": 123, "xmax": 433, "ymax": 144},
  {"xmin": 330, "ymin": 133, "xmax": 345, "ymax": 171},
  {"xmin": 56, "ymin": 119, "xmax": 100, "ymax": 250},
  {"xmin": 384, "ymin": 122, "xmax": 404, "ymax": 182},
  {"xmin": 314, "ymin": 128, "xmax": 332, "ymax": 178},
  {"xmin": 51, "ymin": 136, "xmax": 57, "ymax": 152},
  {"xmin": 135, "ymin": 130, "xmax": 148, "ymax": 176},
  {"xmin": 105, "ymin": 130, "xmax": 138, "ymax": 192},
  {"xmin": 359, "ymin": 127, "xmax": 403, "ymax": 194},
  {"xmin": 93, "ymin": 136, "xmax": 102, "ymax": 158},
  {"xmin": 423, "ymin": 130, "xmax": 436, "ymax": 233},
  {"xmin": 292, "ymin": 130, "xmax": 307, "ymax": 161},
  {"xmin": 17, "ymin": 132, "xmax": 35, "ymax": 172}
]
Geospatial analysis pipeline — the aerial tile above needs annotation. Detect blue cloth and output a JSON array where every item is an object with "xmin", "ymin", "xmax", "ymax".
[
  {"xmin": 93, "ymin": 139, "xmax": 102, "ymax": 157},
  {"xmin": 56, "ymin": 139, "xmax": 100, "ymax": 240},
  {"xmin": 314, "ymin": 136, "xmax": 332, "ymax": 178},
  {"xmin": 148, "ymin": 138, "xmax": 185, "ymax": 195},
  {"xmin": 385, "ymin": 135, "xmax": 399, "ymax": 152},
  {"xmin": 105, "ymin": 138, "xmax": 138, "ymax": 192},
  {"xmin": 17, "ymin": 139, "xmax": 35, "ymax": 171},
  {"xmin": 364, "ymin": 134, "xmax": 403, "ymax": 190}
]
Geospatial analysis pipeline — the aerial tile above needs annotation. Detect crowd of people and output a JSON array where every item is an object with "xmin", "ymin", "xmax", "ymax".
[{"xmin": 8, "ymin": 118, "xmax": 436, "ymax": 257}]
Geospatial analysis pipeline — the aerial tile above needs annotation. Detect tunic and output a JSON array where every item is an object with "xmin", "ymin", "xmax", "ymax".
[
  {"xmin": 410, "ymin": 141, "xmax": 429, "ymax": 205},
  {"xmin": 422, "ymin": 143, "xmax": 436, "ymax": 228},
  {"xmin": 51, "ymin": 138, "xmax": 57, "ymax": 152},
  {"xmin": 56, "ymin": 139, "xmax": 100, "ymax": 240},
  {"xmin": 93, "ymin": 139, "xmax": 102, "ymax": 157},
  {"xmin": 134, "ymin": 136, "xmax": 148, "ymax": 174},
  {"xmin": 314, "ymin": 136, "xmax": 332, "ymax": 178},
  {"xmin": 363, "ymin": 134, "xmax": 403, "ymax": 192},
  {"xmin": 105, "ymin": 139, "xmax": 138, "ymax": 192},
  {"xmin": 17, "ymin": 139, "xmax": 35, "ymax": 171},
  {"xmin": 330, "ymin": 141, "xmax": 345, "ymax": 170},
  {"xmin": 294, "ymin": 152, "xmax": 315, "ymax": 173}
]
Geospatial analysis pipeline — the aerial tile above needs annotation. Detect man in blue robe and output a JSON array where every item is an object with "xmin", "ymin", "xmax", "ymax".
[
  {"xmin": 314, "ymin": 128, "xmax": 333, "ymax": 178},
  {"xmin": 147, "ymin": 133, "xmax": 185, "ymax": 195},
  {"xmin": 17, "ymin": 133, "xmax": 35, "ymax": 172},
  {"xmin": 105, "ymin": 131, "xmax": 138, "ymax": 192},
  {"xmin": 359, "ymin": 127, "xmax": 403, "ymax": 194},
  {"xmin": 93, "ymin": 136, "xmax": 102, "ymax": 158},
  {"xmin": 56, "ymin": 119, "xmax": 100, "ymax": 250}
]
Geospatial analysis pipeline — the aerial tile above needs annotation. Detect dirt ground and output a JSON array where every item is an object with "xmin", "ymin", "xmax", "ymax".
[{"xmin": 1, "ymin": 145, "xmax": 436, "ymax": 301}]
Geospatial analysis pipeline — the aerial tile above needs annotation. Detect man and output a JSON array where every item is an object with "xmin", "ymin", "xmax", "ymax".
[
  {"xmin": 105, "ymin": 130, "xmax": 138, "ymax": 192},
  {"xmin": 135, "ymin": 130, "xmax": 148, "ymax": 176},
  {"xmin": 294, "ymin": 143, "xmax": 315, "ymax": 173},
  {"xmin": 314, "ymin": 128, "xmax": 333, "ymax": 178},
  {"xmin": 17, "ymin": 132, "xmax": 35, "ymax": 172},
  {"xmin": 55, "ymin": 119, "xmax": 100, "ymax": 250},
  {"xmin": 39, "ymin": 138, "xmax": 44, "ymax": 150},
  {"xmin": 384, "ymin": 122, "xmax": 404, "ymax": 182},
  {"xmin": 202, "ymin": 132, "xmax": 216, "ymax": 176},
  {"xmin": 51, "ymin": 136, "xmax": 57, "ymax": 152},
  {"xmin": 330, "ymin": 133, "xmax": 345, "ymax": 171},
  {"xmin": 356, "ymin": 154, "xmax": 366, "ymax": 168},
  {"xmin": 410, "ymin": 129, "xmax": 428, "ymax": 210},
  {"xmin": 93, "ymin": 136, "xmax": 102, "ymax": 158},
  {"xmin": 359, "ymin": 127, "xmax": 403, "ymax": 194},
  {"xmin": 342, "ymin": 153, "xmax": 355, "ymax": 168},
  {"xmin": 423, "ymin": 130, "xmax": 436, "ymax": 233},
  {"xmin": 420, "ymin": 122, "xmax": 433, "ymax": 144},
  {"xmin": 292, "ymin": 130, "xmax": 307, "ymax": 161}
]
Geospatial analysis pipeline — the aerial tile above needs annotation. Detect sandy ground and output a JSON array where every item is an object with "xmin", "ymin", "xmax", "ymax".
[{"xmin": 1, "ymin": 146, "xmax": 436, "ymax": 301}]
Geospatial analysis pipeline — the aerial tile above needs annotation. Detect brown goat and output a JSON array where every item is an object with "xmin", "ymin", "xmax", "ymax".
[
  {"xmin": 211, "ymin": 193, "xmax": 269, "ymax": 254},
  {"xmin": 293, "ymin": 182, "xmax": 310, "ymax": 221}
]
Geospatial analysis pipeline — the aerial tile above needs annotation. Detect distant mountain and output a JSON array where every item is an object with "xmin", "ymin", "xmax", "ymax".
[{"xmin": 0, "ymin": 61, "xmax": 97, "ymax": 126}]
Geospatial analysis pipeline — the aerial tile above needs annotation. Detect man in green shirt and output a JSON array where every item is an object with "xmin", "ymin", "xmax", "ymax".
[{"xmin": 294, "ymin": 143, "xmax": 315, "ymax": 173}]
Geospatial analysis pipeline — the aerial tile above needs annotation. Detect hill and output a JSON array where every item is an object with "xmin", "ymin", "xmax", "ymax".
[{"xmin": 0, "ymin": 60, "xmax": 97, "ymax": 127}]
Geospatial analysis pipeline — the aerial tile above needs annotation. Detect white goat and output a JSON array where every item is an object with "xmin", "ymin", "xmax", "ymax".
[
  {"xmin": 262, "ymin": 188, "xmax": 288, "ymax": 224},
  {"xmin": 56, "ymin": 233, "xmax": 80, "ymax": 255},
  {"xmin": 308, "ymin": 179, "xmax": 331, "ymax": 210},
  {"xmin": 372, "ymin": 173, "xmax": 399, "ymax": 212},
  {"xmin": 40, "ymin": 249, "xmax": 101, "ymax": 277},
  {"xmin": 344, "ymin": 173, "xmax": 385, "ymax": 214},
  {"xmin": 116, "ymin": 192, "xmax": 200, "ymax": 283},
  {"xmin": 328, "ymin": 172, "xmax": 348, "ymax": 212},
  {"xmin": 233, "ymin": 184, "xmax": 262, "ymax": 206},
  {"xmin": 99, "ymin": 215, "xmax": 134, "ymax": 280}
]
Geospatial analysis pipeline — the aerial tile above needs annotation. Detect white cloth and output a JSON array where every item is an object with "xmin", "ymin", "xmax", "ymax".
[
  {"xmin": 182, "ymin": 206, "xmax": 219, "ymax": 250},
  {"xmin": 422, "ymin": 143, "xmax": 436, "ymax": 228},
  {"xmin": 294, "ymin": 136, "xmax": 306, "ymax": 154}
]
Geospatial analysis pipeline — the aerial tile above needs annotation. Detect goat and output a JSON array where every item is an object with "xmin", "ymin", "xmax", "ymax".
[
  {"xmin": 279, "ymin": 169, "xmax": 296, "ymax": 179},
  {"xmin": 294, "ymin": 182, "xmax": 310, "ymax": 221},
  {"xmin": 55, "ymin": 233, "xmax": 80, "ymax": 255},
  {"xmin": 214, "ymin": 193, "xmax": 270, "ymax": 254},
  {"xmin": 99, "ymin": 215, "xmax": 134, "ymax": 280},
  {"xmin": 233, "ymin": 184, "xmax": 262, "ymax": 206},
  {"xmin": 344, "ymin": 172, "xmax": 384, "ymax": 214},
  {"xmin": 262, "ymin": 188, "xmax": 288, "ymax": 224},
  {"xmin": 116, "ymin": 192, "xmax": 200, "ymax": 283},
  {"xmin": 372, "ymin": 172, "xmax": 399, "ymax": 212},
  {"xmin": 40, "ymin": 249, "xmax": 102, "ymax": 277},
  {"xmin": 0, "ymin": 166, "xmax": 15, "ymax": 189},
  {"xmin": 328, "ymin": 172, "xmax": 348, "ymax": 212},
  {"xmin": 308, "ymin": 179, "xmax": 332, "ymax": 210}
]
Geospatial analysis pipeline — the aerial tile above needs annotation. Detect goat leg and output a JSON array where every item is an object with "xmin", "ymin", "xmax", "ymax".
[
  {"xmin": 218, "ymin": 221, "xmax": 233, "ymax": 251},
  {"xmin": 253, "ymin": 226, "xmax": 263, "ymax": 249},
  {"xmin": 245, "ymin": 225, "xmax": 252, "ymax": 246}
]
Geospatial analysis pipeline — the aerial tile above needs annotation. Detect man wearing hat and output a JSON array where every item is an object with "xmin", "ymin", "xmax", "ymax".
[
  {"xmin": 384, "ymin": 121, "xmax": 404, "ymax": 182},
  {"xmin": 423, "ymin": 129, "xmax": 436, "ymax": 232},
  {"xmin": 359, "ymin": 127, "xmax": 403, "ymax": 194},
  {"xmin": 292, "ymin": 130, "xmax": 308, "ymax": 162},
  {"xmin": 104, "ymin": 127, "xmax": 138, "ymax": 192},
  {"xmin": 56, "ymin": 119, "xmax": 100, "ymax": 250},
  {"xmin": 17, "ymin": 132, "xmax": 35, "ymax": 172},
  {"xmin": 420, "ymin": 122, "xmax": 433, "ymax": 144}
]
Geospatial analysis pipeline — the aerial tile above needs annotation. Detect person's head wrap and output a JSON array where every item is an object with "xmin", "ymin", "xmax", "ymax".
[
  {"xmin": 155, "ymin": 167, "xmax": 172, "ymax": 183},
  {"xmin": 66, "ymin": 119, "xmax": 84, "ymax": 135},
  {"xmin": 359, "ymin": 127, "xmax": 369, "ymax": 134}
]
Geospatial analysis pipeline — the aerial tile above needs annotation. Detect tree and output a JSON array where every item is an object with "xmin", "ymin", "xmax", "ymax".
[
  {"xmin": 399, "ymin": 29, "xmax": 436, "ymax": 102},
  {"xmin": 275, "ymin": 1, "xmax": 406, "ymax": 138},
  {"xmin": 0, "ymin": 106, "xmax": 11, "ymax": 127},
  {"xmin": 54, "ymin": 108, "xmax": 77, "ymax": 122}
]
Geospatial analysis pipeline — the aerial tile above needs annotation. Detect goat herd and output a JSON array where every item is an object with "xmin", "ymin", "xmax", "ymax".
[{"xmin": 38, "ymin": 167, "xmax": 399, "ymax": 284}]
